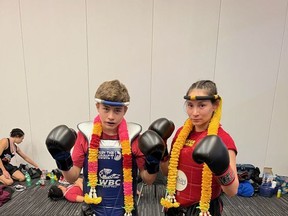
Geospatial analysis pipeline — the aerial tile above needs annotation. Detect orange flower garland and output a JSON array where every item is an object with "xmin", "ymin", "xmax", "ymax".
[
  {"xmin": 84, "ymin": 115, "xmax": 134, "ymax": 216},
  {"xmin": 161, "ymin": 98, "xmax": 222, "ymax": 216},
  {"xmin": 160, "ymin": 118, "xmax": 193, "ymax": 208}
]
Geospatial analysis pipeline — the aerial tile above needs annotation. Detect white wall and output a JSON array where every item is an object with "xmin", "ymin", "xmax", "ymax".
[{"xmin": 0, "ymin": 0, "xmax": 287, "ymax": 176}]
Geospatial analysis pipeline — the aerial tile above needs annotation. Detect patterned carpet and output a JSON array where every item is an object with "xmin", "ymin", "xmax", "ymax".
[
  {"xmin": 0, "ymin": 179, "xmax": 287, "ymax": 216},
  {"xmin": 137, "ymin": 183, "xmax": 288, "ymax": 216}
]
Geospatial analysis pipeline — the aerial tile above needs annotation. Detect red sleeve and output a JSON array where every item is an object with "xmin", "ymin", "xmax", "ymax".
[
  {"xmin": 71, "ymin": 132, "xmax": 88, "ymax": 168},
  {"xmin": 131, "ymin": 138, "xmax": 146, "ymax": 171},
  {"xmin": 64, "ymin": 185, "xmax": 83, "ymax": 202},
  {"xmin": 218, "ymin": 127, "xmax": 238, "ymax": 155}
]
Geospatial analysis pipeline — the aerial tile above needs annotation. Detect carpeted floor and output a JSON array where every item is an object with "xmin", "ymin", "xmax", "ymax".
[
  {"xmin": 221, "ymin": 191, "xmax": 288, "ymax": 216},
  {"xmin": 0, "ymin": 179, "xmax": 82, "ymax": 216},
  {"xmin": 137, "ymin": 183, "xmax": 288, "ymax": 216},
  {"xmin": 1, "ymin": 178, "xmax": 287, "ymax": 215}
]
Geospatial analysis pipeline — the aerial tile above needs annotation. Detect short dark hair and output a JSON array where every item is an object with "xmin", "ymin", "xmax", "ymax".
[
  {"xmin": 48, "ymin": 185, "xmax": 63, "ymax": 201},
  {"xmin": 10, "ymin": 128, "xmax": 24, "ymax": 138}
]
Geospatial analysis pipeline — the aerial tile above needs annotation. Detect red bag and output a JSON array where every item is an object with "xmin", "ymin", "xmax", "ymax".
[{"xmin": 0, "ymin": 185, "xmax": 13, "ymax": 207}]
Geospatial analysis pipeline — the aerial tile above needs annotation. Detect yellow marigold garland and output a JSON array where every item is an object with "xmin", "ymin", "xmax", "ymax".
[
  {"xmin": 160, "ymin": 118, "xmax": 192, "ymax": 208},
  {"xmin": 161, "ymin": 98, "xmax": 222, "ymax": 216},
  {"xmin": 84, "ymin": 115, "xmax": 134, "ymax": 216}
]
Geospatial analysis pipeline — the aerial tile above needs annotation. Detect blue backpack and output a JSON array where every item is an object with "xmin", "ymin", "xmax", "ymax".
[{"xmin": 237, "ymin": 180, "xmax": 254, "ymax": 197}]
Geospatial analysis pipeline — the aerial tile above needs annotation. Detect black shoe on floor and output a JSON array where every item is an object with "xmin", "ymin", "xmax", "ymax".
[{"xmin": 81, "ymin": 203, "xmax": 95, "ymax": 216}]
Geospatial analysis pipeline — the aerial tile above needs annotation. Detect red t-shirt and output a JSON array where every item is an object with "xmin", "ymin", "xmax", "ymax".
[
  {"xmin": 72, "ymin": 131, "xmax": 145, "ymax": 170},
  {"xmin": 171, "ymin": 126, "xmax": 237, "ymax": 206},
  {"xmin": 64, "ymin": 184, "xmax": 83, "ymax": 202}
]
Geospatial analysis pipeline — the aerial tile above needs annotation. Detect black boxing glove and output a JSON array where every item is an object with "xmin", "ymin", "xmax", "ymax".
[
  {"xmin": 148, "ymin": 118, "xmax": 175, "ymax": 161},
  {"xmin": 138, "ymin": 130, "xmax": 165, "ymax": 174},
  {"xmin": 46, "ymin": 125, "xmax": 77, "ymax": 171},
  {"xmin": 192, "ymin": 135, "xmax": 235, "ymax": 186}
]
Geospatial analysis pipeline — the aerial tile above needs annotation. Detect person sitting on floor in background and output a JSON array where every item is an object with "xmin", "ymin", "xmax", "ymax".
[
  {"xmin": 48, "ymin": 177, "xmax": 84, "ymax": 202},
  {"xmin": 0, "ymin": 128, "xmax": 39, "ymax": 186}
]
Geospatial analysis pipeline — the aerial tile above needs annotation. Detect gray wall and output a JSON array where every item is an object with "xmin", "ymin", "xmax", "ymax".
[{"xmin": 1, "ymin": 0, "xmax": 288, "ymax": 176}]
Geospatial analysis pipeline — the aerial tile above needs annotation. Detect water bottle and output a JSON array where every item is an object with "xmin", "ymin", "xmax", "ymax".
[
  {"xmin": 277, "ymin": 188, "xmax": 282, "ymax": 198},
  {"xmin": 25, "ymin": 171, "xmax": 32, "ymax": 187},
  {"xmin": 40, "ymin": 170, "xmax": 46, "ymax": 186},
  {"xmin": 50, "ymin": 172, "xmax": 55, "ymax": 184}
]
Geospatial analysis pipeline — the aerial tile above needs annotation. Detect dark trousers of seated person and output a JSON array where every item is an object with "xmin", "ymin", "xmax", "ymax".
[
  {"xmin": 0, "ymin": 163, "xmax": 18, "ymax": 175},
  {"xmin": 165, "ymin": 197, "xmax": 223, "ymax": 216}
]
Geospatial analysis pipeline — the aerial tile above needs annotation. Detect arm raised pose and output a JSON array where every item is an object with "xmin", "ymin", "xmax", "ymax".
[
  {"xmin": 46, "ymin": 79, "xmax": 173, "ymax": 216},
  {"xmin": 161, "ymin": 80, "xmax": 238, "ymax": 216}
]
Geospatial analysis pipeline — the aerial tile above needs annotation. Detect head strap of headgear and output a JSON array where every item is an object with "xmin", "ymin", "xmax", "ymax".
[
  {"xmin": 184, "ymin": 95, "xmax": 221, "ymax": 101},
  {"xmin": 95, "ymin": 98, "xmax": 130, "ymax": 107}
]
